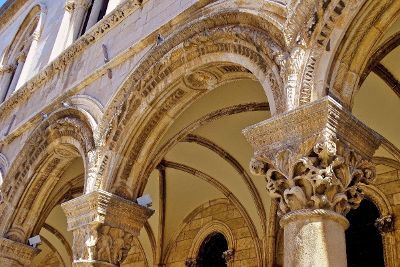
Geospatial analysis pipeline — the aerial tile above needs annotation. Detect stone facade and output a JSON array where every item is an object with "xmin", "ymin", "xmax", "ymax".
[{"xmin": 0, "ymin": 0, "xmax": 399, "ymax": 266}]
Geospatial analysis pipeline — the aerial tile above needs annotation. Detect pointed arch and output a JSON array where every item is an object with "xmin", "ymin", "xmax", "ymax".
[
  {"xmin": 97, "ymin": 9, "xmax": 285, "ymax": 198},
  {"xmin": 0, "ymin": 108, "xmax": 96, "ymax": 243}
]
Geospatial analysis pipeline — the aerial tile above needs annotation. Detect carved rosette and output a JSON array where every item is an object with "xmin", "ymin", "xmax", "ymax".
[
  {"xmin": 62, "ymin": 190, "xmax": 154, "ymax": 266},
  {"xmin": 243, "ymin": 96, "xmax": 382, "ymax": 217}
]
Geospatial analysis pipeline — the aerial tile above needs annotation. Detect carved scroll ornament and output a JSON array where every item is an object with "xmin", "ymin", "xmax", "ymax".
[{"xmin": 250, "ymin": 139, "xmax": 376, "ymax": 216}]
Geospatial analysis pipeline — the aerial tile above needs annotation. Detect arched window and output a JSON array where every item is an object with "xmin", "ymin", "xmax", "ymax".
[
  {"xmin": 0, "ymin": 5, "xmax": 44, "ymax": 102},
  {"xmin": 197, "ymin": 232, "xmax": 228, "ymax": 267},
  {"xmin": 345, "ymin": 199, "xmax": 385, "ymax": 267}
]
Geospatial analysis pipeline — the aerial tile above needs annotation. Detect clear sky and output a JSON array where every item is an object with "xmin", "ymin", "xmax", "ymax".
[{"xmin": 0, "ymin": 0, "xmax": 6, "ymax": 8}]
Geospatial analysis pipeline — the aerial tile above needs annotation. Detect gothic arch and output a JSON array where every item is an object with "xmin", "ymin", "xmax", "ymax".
[
  {"xmin": 0, "ymin": 2, "xmax": 47, "ymax": 99},
  {"xmin": 359, "ymin": 184, "xmax": 397, "ymax": 267},
  {"xmin": 0, "ymin": 108, "xmax": 96, "ymax": 243},
  {"xmin": 98, "ymin": 9, "xmax": 285, "ymax": 198},
  {"xmin": 327, "ymin": 0, "xmax": 400, "ymax": 108},
  {"xmin": 163, "ymin": 199, "xmax": 261, "ymax": 266}
]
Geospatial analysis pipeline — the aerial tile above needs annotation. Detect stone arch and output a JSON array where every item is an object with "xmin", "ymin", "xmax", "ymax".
[
  {"xmin": 164, "ymin": 199, "xmax": 261, "ymax": 267},
  {"xmin": 188, "ymin": 221, "xmax": 235, "ymax": 260},
  {"xmin": 0, "ymin": 2, "xmax": 47, "ymax": 99},
  {"xmin": 326, "ymin": 0, "xmax": 400, "ymax": 109},
  {"xmin": 359, "ymin": 184, "xmax": 397, "ymax": 267},
  {"xmin": 0, "ymin": 108, "xmax": 96, "ymax": 243},
  {"xmin": 1, "ymin": 5, "xmax": 42, "ymax": 64},
  {"xmin": 98, "ymin": 9, "xmax": 285, "ymax": 197}
]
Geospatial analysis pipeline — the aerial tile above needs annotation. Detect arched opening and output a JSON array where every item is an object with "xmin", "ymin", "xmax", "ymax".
[
  {"xmin": 345, "ymin": 199, "xmax": 385, "ymax": 267},
  {"xmin": 197, "ymin": 232, "xmax": 228, "ymax": 267},
  {"xmin": 29, "ymin": 157, "xmax": 84, "ymax": 267},
  {"xmin": 0, "ymin": 5, "xmax": 42, "ymax": 101}
]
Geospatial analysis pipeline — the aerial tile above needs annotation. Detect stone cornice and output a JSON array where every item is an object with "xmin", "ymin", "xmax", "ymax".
[
  {"xmin": 0, "ymin": 0, "xmax": 144, "ymax": 123},
  {"xmin": 242, "ymin": 96, "xmax": 382, "ymax": 161},
  {"xmin": 61, "ymin": 190, "xmax": 154, "ymax": 235}
]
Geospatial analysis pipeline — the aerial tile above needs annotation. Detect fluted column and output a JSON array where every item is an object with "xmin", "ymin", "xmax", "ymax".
[
  {"xmin": 243, "ymin": 96, "xmax": 382, "ymax": 267},
  {"xmin": 0, "ymin": 237, "xmax": 39, "ymax": 266},
  {"xmin": 0, "ymin": 65, "xmax": 15, "ymax": 102},
  {"xmin": 62, "ymin": 190, "xmax": 154, "ymax": 267}
]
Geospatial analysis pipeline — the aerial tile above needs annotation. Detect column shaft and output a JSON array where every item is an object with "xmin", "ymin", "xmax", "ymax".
[
  {"xmin": 281, "ymin": 210, "xmax": 348, "ymax": 267},
  {"xmin": 6, "ymin": 55, "xmax": 25, "ymax": 97},
  {"xmin": 0, "ymin": 66, "xmax": 14, "ymax": 102},
  {"xmin": 85, "ymin": 0, "xmax": 103, "ymax": 30}
]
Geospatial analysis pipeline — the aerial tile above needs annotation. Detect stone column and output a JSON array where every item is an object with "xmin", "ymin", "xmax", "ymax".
[
  {"xmin": 6, "ymin": 52, "xmax": 26, "ymax": 97},
  {"xmin": 62, "ymin": 190, "xmax": 154, "ymax": 267},
  {"xmin": 243, "ymin": 96, "xmax": 382, "ymax": 267},
  {"xmin": 70, "ymin": 0, "xmax": 92, "ymax": 41},
  {"xmin": 85, "ymin": 0, "xmax": 103, "ymax": 30},
  {"xmin": 0, "ymin": 65, "xmax": 15, "ymax": 102},
  {"xmin": 0, "ymin": 237, "xmax": 39, "ymax": 266}
]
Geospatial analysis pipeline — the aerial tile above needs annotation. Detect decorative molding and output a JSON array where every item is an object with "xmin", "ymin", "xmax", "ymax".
[
  {"xmin": 243, "ymin": 96, "xmax": 381, "ymax": 161},
  {"xmin": 0, "ymin": 0, "xmax": 144, "ymax": 121},
  {"xmin": 0, "ymin": 237, "xmax": 39, "ymax": 266}
]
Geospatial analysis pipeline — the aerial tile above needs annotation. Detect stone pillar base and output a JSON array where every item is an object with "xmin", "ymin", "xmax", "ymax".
[{"xmin": 280, "ymin": 209, "xmax": 349, "ymax": 267}]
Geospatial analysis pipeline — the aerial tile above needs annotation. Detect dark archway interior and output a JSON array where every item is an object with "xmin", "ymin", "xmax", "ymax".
[
  {"xmin": 197, "ymin": 232, "xmax": 228, "ymax": 267},
  {"xmin": 346, "ymin": 199, "xmax": 385, "ymax": 267}
]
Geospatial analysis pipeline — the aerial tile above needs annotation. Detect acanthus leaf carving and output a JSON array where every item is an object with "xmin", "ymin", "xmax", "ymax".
[{"xmin": 251, "ymin": 139, "xmax": 376, "ymax": 216}]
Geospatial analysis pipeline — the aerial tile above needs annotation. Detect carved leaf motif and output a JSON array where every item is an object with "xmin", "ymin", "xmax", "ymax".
[{"xmin": 251, "ymin": 139, "xmax": 376, "ymax": 216}]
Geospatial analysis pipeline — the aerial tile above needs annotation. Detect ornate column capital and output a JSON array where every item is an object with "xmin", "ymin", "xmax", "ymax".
[
  {"xmin": 16, "ymin": 52, "xmax": 27, "ymax": 64},
  {"xmin": 62, "ymin": 190, "xmax": 154, "ymax": 266},
  {"xmin": 243, "ymin": 96, "xmax": 382, "ymax": 216},
  {"xmin": 375, "ymin": 215, "xmax": 394, "ymax": 234},
  {"xmin": 65, "ymin": 0, "xmax": 91, "ymax": 11},
  {"xmin": 0, "ymin": 65, "xmax": 16, "ymax": 74},
  {"xmin": 0, "ymin": 237, "xmax": 40, "ymax": 266}
]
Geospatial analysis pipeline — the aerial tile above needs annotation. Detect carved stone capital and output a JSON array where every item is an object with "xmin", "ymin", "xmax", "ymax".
[
  {"xmin": 67, "ymin": 0, "xmax": 91, "ymax": 10},
  {"xmin": 65, "ymin": 1, "xmax": 75, "ymax": 12},
  {"xmin": 375, "ymin": 215, "xmax": 394, "ymax": 234},
  {"xmin": 16, "ymin": 52, "xmax": 27, "ymax": 64},
  {"xmin": 244, "ymin": 96, "xmax": 381, "ymax": 216},
  {"xmin": 222, "ymin": 249, "xmax": 235, "ymax": 263},
  {"xmin": 0, "ymin": 237, "xmax": 40, "ymax": 266},
  {"xmin": 0, "ymin": 65, "xmax": 15, "ymax": 74},
  {"xmin": 61, "ymin": 190, "xmax": 154, "ymax": 266}
]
